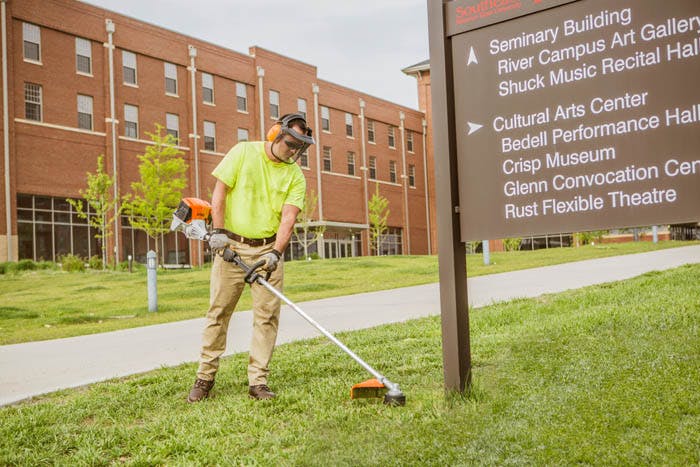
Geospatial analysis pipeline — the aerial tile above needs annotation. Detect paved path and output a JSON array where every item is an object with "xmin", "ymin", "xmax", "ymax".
[{"xmin": 1, "ymin": 245, "xmax": 699, "ymax": 406}]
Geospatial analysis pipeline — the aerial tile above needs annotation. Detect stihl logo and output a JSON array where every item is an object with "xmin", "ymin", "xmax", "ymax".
[{"xmin": 455, "ymin": 0, "xmax": 523, "ymax": 25}]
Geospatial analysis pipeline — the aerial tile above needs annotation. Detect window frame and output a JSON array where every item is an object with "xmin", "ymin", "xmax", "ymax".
[
  {"xmin": 164, "ymin": 62, "xmax": 178, "ymax": 96},
  {"xmin": 368, "ymin": 156, "xmax": 377, "ymax": 180},
  {"xmin": 124, "ymin": 104, "xmax": 139, "ymax": 139},
  {"xmin": 201, "ymin": 72, "xmax": 214, "ymax": 104},
  {"xmin": 408, "ymin": 164, "xmax": 416, "ymax": 187},
  {"xmin": 269, "ymin": 90, "xmax": 280, "ymax": 120},
  {"xmin": 24, "ymin": 82, "xmax": 42, "ymax": 122},
  {"xmin": 77, "ymin": 94, "xmax": 93, "ymax": 130},
  {"xmin": 236, "ymin": 82, "xmax": 248, "ymax": 112},
  {"xmin": 322, "ymin": 146, "xmax": 332, "ymax": 172},
  {"xmin": 23, "ymin": 23, "xmax": 41, "ymax": 63},
  {"xmin": 388, "ymin": 126, "xmax": 396, "ymax": 148},
  {"xmin": 237, "ymin": 128, "xmax": 249, "ymax": 142},
  {"xmin": 406, "ymin": 131, "xmax": 414, "ymax": 153},
  {"xmin": 345, "ymin": 113, "xmax": 354, "ymax": 138},
  {"xmin": 166, "ymin": 113, "xmax": 179, "ymax": 141},
  {"xmin": 346, "ymin": 152, "xmax": 355, "ymax": 176},
  {"xmin": 203, "ymin": 121, "xmax": 216, "ymax": 151},
  {"xmin": 389, "ymin": 160, "xmax": 397, "ymax": 183},
  {"xmin": 321, "ymin": 106, "xmax": 330, "ymax": 132},
  {"xmin": 122, "ymin": 50, "xmax": 138, "ymax": 86},
  {"xmin": 75, "ymin": 37, "xmax": 92, "ymax": 75},
  {"xmin": 367, "ymin": 120, "xmax": 375, "ymax": 143},
  {"xmin": 297, "ymin": 98, "xmax": 307, "ymax": 119}
]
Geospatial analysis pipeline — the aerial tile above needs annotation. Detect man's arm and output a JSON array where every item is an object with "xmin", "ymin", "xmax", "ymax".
[
  {"xmin": 273, "ymin": 204, "xmax": 301, "ymax": 253},
  {"xmin": 210, "ymin": 180, "xmax": 228, "ymax": 229}
]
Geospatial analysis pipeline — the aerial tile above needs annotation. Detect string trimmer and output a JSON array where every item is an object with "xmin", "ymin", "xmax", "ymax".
[{"xmin": 170, "ymin": 197, "xmax": 406, "ymax": 406}]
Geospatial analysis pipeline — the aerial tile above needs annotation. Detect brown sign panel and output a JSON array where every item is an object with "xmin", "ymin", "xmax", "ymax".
[{"xmin": 452, "ymin": 0, "xmax": 700, "ymax": 241}]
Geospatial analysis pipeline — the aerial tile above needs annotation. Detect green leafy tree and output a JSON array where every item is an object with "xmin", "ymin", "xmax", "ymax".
[
  {"xmin": 67, "ymin": 154, "xmax": 117, "ymax": 269},
  {"xmin": 121, "ymin": 124, "xmax": 188, "ymax": 265},
  {"xmin": 293, "ymin": 189, "xmax": 325, "ymax": 260},
  {"xmin": 368, "ymin": 183, "xmax": 390, "ymax": 255}
]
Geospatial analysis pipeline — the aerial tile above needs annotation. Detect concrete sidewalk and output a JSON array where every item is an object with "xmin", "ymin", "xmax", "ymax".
[{"xmin": 1, "ymin": 245, "xmax": 699, "ymax": 406}]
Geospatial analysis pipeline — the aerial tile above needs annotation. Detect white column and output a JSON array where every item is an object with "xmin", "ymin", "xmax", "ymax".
[
  {"xmin": 1, "ymin": 0, "xmax": 12, "ymax": 261},
  {"xmin": 188, "ymin": 45, "xmax": 202, "ymax": 265},
  {"xmin": 312, "ymin": 83, "xmax": 323, "ymax": 221},
  {"xmin": 257, "ymin": 66, "xmax": 265, "ymax": 140},
  {"xmin": 105, "ymin": 19, "xmax": 119, "ymax": 265},
  {"xmin": 399, "ymin": 111, "xmax": 410, "ymax": 254}
]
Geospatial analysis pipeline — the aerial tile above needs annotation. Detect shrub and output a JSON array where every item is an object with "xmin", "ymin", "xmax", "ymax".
[
  {"xmin": 59, "ymin": 254, "xmax": 85, "ymax": 272},
  {"xmin": 15, "ymin": 259, "xmax": 37, "ymax": 271},
  {"xmin": 0, "ymin": 262, "xmax": 7, "ymax": 274},
  {"xmin": 36, "ymin": 261, "xmax": 56, "ymax": 270},
  {"xmin": 88, "ymin": 255, "xmax": 104, "ymax": 270},
  {"xmin": 503, "ymin": 237, "xmax": 522, "ymax": 252}
]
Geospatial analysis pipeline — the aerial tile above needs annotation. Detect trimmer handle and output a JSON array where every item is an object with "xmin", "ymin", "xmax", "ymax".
[{"xmin": 221, "ymin": 249, "xmax": 272, "ymax": 283}]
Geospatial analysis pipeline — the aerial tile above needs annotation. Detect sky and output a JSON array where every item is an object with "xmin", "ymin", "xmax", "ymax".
[{"xmin": 82, "ymin": 0, "xmax": 430, "ymax": 110}]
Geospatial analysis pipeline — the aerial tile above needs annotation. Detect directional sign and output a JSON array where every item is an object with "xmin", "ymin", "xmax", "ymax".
[{"xmin": 450, "ymin": 0, "xmax": 700, "ymax": 241}]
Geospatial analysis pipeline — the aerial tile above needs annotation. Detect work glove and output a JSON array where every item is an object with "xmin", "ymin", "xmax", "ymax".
[
  {"xmin": 261, "ymin": 249, "xmax": 282, "ymax": 272},
  {"xmin": 208, "ymin": 233, "xmax": 230, "ymax": 252}
]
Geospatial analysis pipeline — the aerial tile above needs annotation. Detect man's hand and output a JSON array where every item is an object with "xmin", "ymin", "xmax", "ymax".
[
  {"xmin": 208, "ymin": 233, "xmax": 230, "ymax": 251},
  {"xmin": 261, "ymin": 249, "xmax": 282, "ymax": 272}
]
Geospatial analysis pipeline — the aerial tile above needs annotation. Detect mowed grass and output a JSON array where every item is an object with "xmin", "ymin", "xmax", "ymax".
[
  {"xmin": 0, "ymin": 240, "xmax": 697, "ymax": 345},
  {"xmin": 1, "ymin": 263, "xmax": 698, "ymax": 464}
]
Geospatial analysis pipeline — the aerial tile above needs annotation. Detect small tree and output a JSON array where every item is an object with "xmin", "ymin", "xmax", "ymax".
[
  {"xmin": 293, "ymin": 189, "xmax": 325, "ymax": 260},
  {"xmin": 67, "ymin": 154, "xmax": 117, "ymax": 269},
  {"xmin": 368, "ymin": 183, "xmax": 390, "ymax": 255},
  {"xmin": 121, "ymin": 124, "xmax": 188, "ymax": 265}
]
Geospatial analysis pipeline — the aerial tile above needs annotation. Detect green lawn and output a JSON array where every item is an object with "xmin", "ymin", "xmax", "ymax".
[
  {"xmin": 0, "ymin": 240, "xmax": 697, "ymax": 344},
  {"xmin": 1, "ymin": 263, "xmax": 698, "ymax": 464}
]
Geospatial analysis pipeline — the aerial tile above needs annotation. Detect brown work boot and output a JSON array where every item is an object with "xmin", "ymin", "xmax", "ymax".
[
  {"xmin": 249, "ymin": 384, "xmax": 276, "ymax": 400},
  {"xmin": 187, "ymin": 378, "xmax": 214, "ymax": 403}
]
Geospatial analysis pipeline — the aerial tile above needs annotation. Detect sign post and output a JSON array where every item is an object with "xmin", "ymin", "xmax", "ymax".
[{"xmin": 429, "ymin": 0, "xmax": 700, "ymax": 392}]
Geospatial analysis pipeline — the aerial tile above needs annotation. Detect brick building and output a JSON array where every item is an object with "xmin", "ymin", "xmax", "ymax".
[{"xmin": 1, "ymin": 0, "xmax": 433, "ymax": 265}]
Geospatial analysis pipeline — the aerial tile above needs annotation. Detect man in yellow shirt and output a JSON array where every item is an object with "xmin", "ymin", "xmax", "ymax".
[{"xmin": 188, "ymin": 114, "xmax": 313, "ymax": 402}]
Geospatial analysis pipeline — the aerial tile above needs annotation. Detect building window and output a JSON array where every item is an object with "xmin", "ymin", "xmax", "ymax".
[
  {"xmin": 388, "ymin": 126, "xmax": 396, "ymax": 148},
  {"xmin": 237, "ymin": 128, "xmax": 249, "ymax": 142},
  {"xmin": 77, "ymin": 95, "xmax": 93, "ymax": 130},
  {"xmin": 300, "ymin": 149, "xmax": 309, "ymax": 168},
  {"xmin": 75, "ymin": 37, "xmax": 92, "ymax": 74},
  {"xmin": 297, "ymin": 98, "xmax": 307, "ymax": 119},
  {"xmin": 323, "ymin": 146, "xmax": 332, "ymax": 172},
  {"xmin": 204, "ymin": 121, "xmax": 216, "ymax": 151},
  {"xmin": 345, "ymin": 113, "xmax": 354, "ymax": 138},
  {"xmin": 408, "ymin": 164, "xmax": 416, "ymax": 187},
  {"xmin": 23, "ymin": 23, "xmax": 41, "ymax": 62},
  {"xmin": 389, "ymin": 160, "xmax": 397, "ymax": 183},
  {"xmin": 367, "ymin": 120, "xmax": 375, "ymax": 143},
  {"xmin": 122, "ymin": 50, "xmax": 137, "ymax": 85},
  {"xmin": 321, "ymin": 106, "xmax": 330, "ymax": 132},
  {"xmin": 236, "ymin": 82, "xmax": 247, "ymax": 112},
  {"xmin": 347, "ymin": 152, "xmax": 355, "ymax": 176},
  {"xmin": 164, "ymin": 62, "xmax": 178, "ymax": 95},
  {"xmin": 378, "ymin": 227, "xmax": 403, "ymax": 256},
  {"xmin": 202, "ymin": 72, "xmax": 214, "ymax": 104},
  {"xmin": 17, "ymin": 194, "xmax": 102, "ymax": 262},
  {"xmin": 369, "ymin": 156, "xmax": 376, "ymax": 180},
  {"xmin": 166, "ymin": 113, "xmax": 179, "ymax": 141},
  {"xmin": 269, "ymin": 90, "xmax": 280, "ymax": 119},
  {"xmin": 406, "ymin": 131, "xmax": 414, "ymax": 153},
  {"xmin": 124, "ymin": 104, "xmax": 138, "ymax": 138},
  {"xmin": 24, "ymin": 83, "xmax": 42, "ymax": 121}
]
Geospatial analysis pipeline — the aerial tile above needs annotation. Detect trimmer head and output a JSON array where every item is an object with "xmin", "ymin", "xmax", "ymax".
[{"xmin": 350, "ymin": 379, "xmax": 406, "ymax": 406}]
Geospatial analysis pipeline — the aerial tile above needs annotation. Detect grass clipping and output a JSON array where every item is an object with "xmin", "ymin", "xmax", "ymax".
[{"xmin": 1, "ymin": 264, "xmax": 699, "ymax": 465}]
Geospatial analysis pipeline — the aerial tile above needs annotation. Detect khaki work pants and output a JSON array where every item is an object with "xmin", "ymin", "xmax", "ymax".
[{"xmin": 196, "ymin": 242, "xmax": 283, "ymax": 386}]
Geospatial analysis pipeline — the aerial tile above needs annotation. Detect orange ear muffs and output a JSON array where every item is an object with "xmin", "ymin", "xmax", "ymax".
[{"xmin": 266, "ymin": 123, "xmax": 281, "ymax": 142}]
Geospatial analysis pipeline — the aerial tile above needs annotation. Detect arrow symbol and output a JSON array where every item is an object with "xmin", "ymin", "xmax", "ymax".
[
  {"xmin": 467, "ymin": 46, "xmax": 478, "ymax": 66},
  {"xmin": 467, "ymin": 122, "xmax": 483, "ymax": 135}
]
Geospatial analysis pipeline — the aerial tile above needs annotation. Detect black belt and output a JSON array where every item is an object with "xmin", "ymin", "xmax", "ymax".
[{"xmin": 227, "ymin": 232, "xmax": 276, "ymax": 247}]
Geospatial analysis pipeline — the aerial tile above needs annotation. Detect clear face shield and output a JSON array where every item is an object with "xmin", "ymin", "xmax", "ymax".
[{"xmin": 274, "ymin": 114, "xmax": 315, "ymax": 164}]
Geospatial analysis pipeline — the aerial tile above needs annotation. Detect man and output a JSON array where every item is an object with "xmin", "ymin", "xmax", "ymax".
[{"xmin": 188, "ymin": 113, "xmax": 313, "ymax": 402}]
